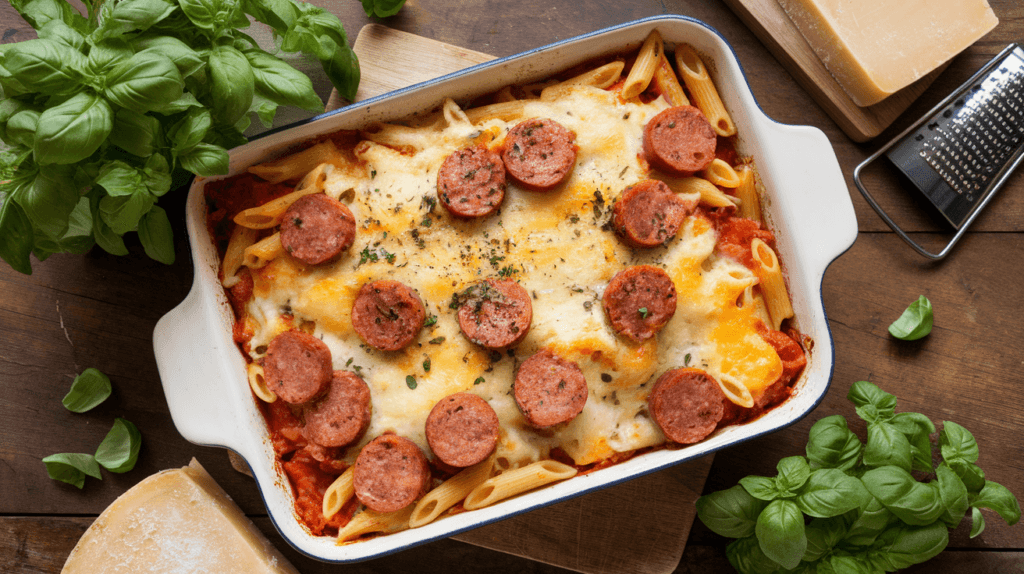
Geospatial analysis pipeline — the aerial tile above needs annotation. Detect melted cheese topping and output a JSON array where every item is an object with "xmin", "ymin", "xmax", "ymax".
[{"xmin": 243, "ymin": 85, "xmax": 781, "ymax": 468}]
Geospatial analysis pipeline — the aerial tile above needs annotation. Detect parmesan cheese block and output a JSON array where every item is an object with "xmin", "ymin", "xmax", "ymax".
[
  {"xmin": 62, "ymin": 459, "xmax": 298, "ymax": 574},
  {"xmin": 778, "ymin": 0, "xmax": 998, "ymax": 107}
]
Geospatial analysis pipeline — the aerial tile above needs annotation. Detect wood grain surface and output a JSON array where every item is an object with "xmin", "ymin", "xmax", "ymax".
[{"xmin": 1, "ymin": 1, "xmax": 1023, "ymax": 573}]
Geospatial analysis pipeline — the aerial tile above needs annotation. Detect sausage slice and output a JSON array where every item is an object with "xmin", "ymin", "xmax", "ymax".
[
  {"xmin": 501, "ymin": 118, "xmax": 577, "ymax": 190},
  {"xmin": 602, "ymin": 266, "xmax": 677, "ymax": 343},
  {"xmin": 643, "ymin": 106, "xmax": 717, "ymax": 176},
  {"xmin": 425, "ymin": 393, "xmax": 500, "ymax": 467},
  {"xmin": 612, "ymin": 179, "xmax": 697, "ymax": 248},
  {"xmin": 456, "ymin": 279, "xmax": 533, "ymax": 349},
  {"xmin": 514, "ymin": 350, "xmax": 588, "ymax": 428},
  {"xmin": 303, "ymin": 370, "xmax": 372, "ymax": 448},
  {"xmin": 351, "ymin": 280, "xmax": 426, "ymax": 351},
  {"xmin": 437, "ymin": 145, "xmax": 506, "ymax": 218},
  {"xmin": 280, "ymin": 194, "xmax": 356, "ymax": 265},
  {"xmin": 263, "ymin": 330, "xmax": 333, "ymax": 404},
  {"xmin": 648, "ymin": 368, "xmax": 725, "ymax": 444},
  {"xmin": 353, "ymin": 434, "xmax": 431, "ymax": 513}
]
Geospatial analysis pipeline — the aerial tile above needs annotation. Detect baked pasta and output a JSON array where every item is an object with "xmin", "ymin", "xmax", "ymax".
[{"xmin": 204, "ymin": 31, "xmax": 808, "ymax": 543}]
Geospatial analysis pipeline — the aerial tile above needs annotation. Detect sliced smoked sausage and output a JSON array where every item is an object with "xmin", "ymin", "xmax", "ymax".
[
  {"xmin": 643, "ymin": 106, "xmax": 717, "ymax": 176},
  {"xmin": 514, "ymin": 350, "xmax": 588, "ymax": 428},
  {"xmin": 280, "ymin": 194, "xmax": 356, "ymax": 265},
  {"xmin": 425, "ymin": 393, "xmax": 500, "ymax": 467},
  {"xmin": 602, "ymin": 265, "xmax": 678, "ymax": 343},
  {"xmin": 612, "ymin": 179, "xmax": 697, "ymax": 248},
  {"xmin": 501, "ymin": 118, "xmax": 577, "ymax": 190},
  {"xmin": 351, "ymin": 280, "xmax": 426, "ymax": 351},
  {"xmin": 648, "ymin": 368, "xmax": 725, "ymax": 444},
  {"xmin": 303, "ymin": 370, "xmax": 372, "ymax": 448},
  {"xmin": 353, "ymin": 434, "xmax": 431, "ymax": 513},
  {"xmin": 456, "ymin": 279, "xmax": 532, "ymax": 349},
  {"xmin": 263, "ymin": 330, "xmax": 333, "ymax": 404},
  {"xmin": 437, "ymin": 145, "xmax": 506, "ymax": 218}
]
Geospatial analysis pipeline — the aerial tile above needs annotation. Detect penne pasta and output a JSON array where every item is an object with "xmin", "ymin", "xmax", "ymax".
[
  {"xmin": 658, "ymin": 175, "xmax": 738, "ymax": 208},
  {"xmin": 652, "ymin": 54, "xmax": 689, "ymax": 106},
  {"xmin": 233, "ymin": 163, "xmax": 332, "ymax": 229},
  {"xmin": 242, "ymin": 232, "xmax": 284, "ymax": 269},
  {"xmin": 542, "ymin": 61, "xmax": 626, "ymax": 101},
  {"xmin": 734, "ymin": 165, "xmax": 762, "ymax": 223},
  {"xmin": 409, "ymin": 457, "xmax": 493, "ymax": 528},
  {"xmin": 323, "ymin": 467, "xmax": 355, "ymax": 520},
  {"xmin": 739, "ymin": 285, "xmax": 774, "ymax": 329},
  {"xmin": 361, "ymin": 122, "xmax": 428, "ymax": 149},
  {"xmin": 717, "ymin": 373, "xmax": 754, "ymax": 409},
  {"xmin": 463, "ymin": 460, "xmax": 577, "ymax": 510},
  {"xmin": 247, "ymin": 362, "xmax": 277, "ymax": 403},
  {"xmin": 442, "ymin": 98, "xmax": 472, "ymax": 128},
  {"xmin": 221, "ymin": 224, "xmax": 259, "ymax": 287},
  {"xmin": 675, "ymin": 44, "xmax": 737, "ymax": 137},
  {"xmin": 248, "ymin": 139, "xmax": 339, "ymax": 184},
  {"xmin": 751, "ymin": 238, "xmax": 795, "ymax": 330},
  {"xmin": 702, "ymin": 158, "xmax": 742, "ymax": 188},
  {"xmin": 336, "ymin": 506, "xmax": 415, "ymax": 544},
  {"xmin": 465, "ymin": 100, "xmax": 526, "ymax": 124},
  {"xmin": 621, "ymin": 30, "xmax": 663, "ymax": 100}
]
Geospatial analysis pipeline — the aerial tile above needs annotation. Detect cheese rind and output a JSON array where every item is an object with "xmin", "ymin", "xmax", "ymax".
[
  {"xmin": 778, "ymin": 0, "xmax": 998, "ymax": 107},
  {"xmin": 62, "ymin": 459, "xmax": 299, "ymax": 574}
]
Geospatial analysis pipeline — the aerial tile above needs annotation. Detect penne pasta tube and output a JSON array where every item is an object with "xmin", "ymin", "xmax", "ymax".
[
  {"xmin": 232, "ymin": 163, "xmax": 332, "ymax": 229},
  {"xmin": 739, "ymin": 285, "xmax": 774, "ymax": 329},
  {"xmin": 409, "ymin": 457, "xmax": 493, "ymax": 528},
  {"xmin": 246, "ymin": 362, "xmax": 277, "ymax": 403},
  {"xmin": 336, "ymin": 506, "xmax": 415, "ymax": 544},
  {"xmin": 717, "ymin": 373, "xmax": 754, "ymax": 409},
  {"xmin": 652, "ymin": 54, "xmax": 689, "ymax": 106},
  {"xmin": 463, "ymin": 460, "xmax": 577, "ymax": 510},
  {"xmin": 542, "ymin": 61, "xmax": 626, "ymax": 101},
  {"xmin": 221, "ymin": 224, "xmax": 258, "ymax": 287},
  {"xmin": 702, "ymin": 158, "xmax": 742, "ymax": 188},
  {"xmin": 465, "ymin": 100, "xmax": 526, "ymax": 124},
  {"xmin": 675, "ymin": 44, "xmax": 737, "ymax": 137},
  {"xmin": 659, "ymin": 175, "xmax": 738, "ymax": 208},
  {"xmin": 734, "ymin": 165, "xmax": 762, "ymax": 223},
  {"xmin": 323, "ymin": 467, "xmax": 355, "ymax": 520},
  {"xmin": 248, "ymin": 139, "xmax": 339, "ymax": 184},
  {"xmin": 751, "ymin": 238, "xmax": 795, "ymax": 330},
  {"xmin": 242, "ymin": 232, "xmax": 284, "ymax": 269},
  {"xmin": 442, "ymin": 98, "xmax": 471, "ymax": 128},
  {"xmin": 621, "ymin": 30, "xmax": 663, "ymax": 100}
]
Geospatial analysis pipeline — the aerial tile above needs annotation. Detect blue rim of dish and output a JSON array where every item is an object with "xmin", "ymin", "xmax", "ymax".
[{"xmin": 200, "ymin": 13, "xmax": 853, "ymax": 564}]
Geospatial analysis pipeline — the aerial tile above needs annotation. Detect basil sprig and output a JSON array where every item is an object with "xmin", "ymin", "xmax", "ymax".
[
  {"xmin": 697, "ymin": 381, "xmax": 1021, "ymax": 574},
  {"xmin": 888, "ymin": 295, "xmax": 933, "ymax": 341},
  {"xmin": 0, "ymin": 0, "xmax": 405, "ymax": 275}
]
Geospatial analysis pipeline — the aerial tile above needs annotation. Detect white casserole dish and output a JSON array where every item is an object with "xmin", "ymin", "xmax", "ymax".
[{"xmin": 153, "ymin": 15, "xmax": 857, "ymax": 563}]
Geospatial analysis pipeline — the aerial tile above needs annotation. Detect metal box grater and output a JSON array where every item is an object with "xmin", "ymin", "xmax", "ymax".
[{"xmin": 854, "ymin": 43, "xmax": 1024, "ymax": 260}]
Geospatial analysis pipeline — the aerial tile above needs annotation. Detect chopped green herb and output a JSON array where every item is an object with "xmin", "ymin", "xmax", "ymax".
[
  {"xmin": 424, "ymin": 314, "xmax": 438, "ymax": 327},
  {"xmin": 473, "ymin": 376, "xmax": 485, "ymax": 385},
  {"xmin": 498, "ymin": 265, "xmax": 516, "ymax": 278},
  {"xmin": 406, "ymin": 375, "xmax": 417, "ymax": 389},
  {"xmin": 421, "ymin": 217, "xmax": 432, "ymax": 227},
  {"xmin": 423, "ymin": 358, "xmax": 431, "ymax": 372},
  {"xmin": 639, "ymin": 307, "xmax": 650, "ymax": 318},
  {"xmin": 684, "ymin": 353, "xmax": 692, "ymax": 366},
  {"xmin": 429, "ymin": 336, "xmax": 446, "ymax": 345}
]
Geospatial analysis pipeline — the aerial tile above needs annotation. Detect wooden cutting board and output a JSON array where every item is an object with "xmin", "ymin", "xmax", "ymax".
[
  {"xmin": 320, "ymin": 24, "xmax": 714, "ymax": 574},
  {"xmin": 721, "ymin": 0, "xmax": 943, "ymax": 142}
]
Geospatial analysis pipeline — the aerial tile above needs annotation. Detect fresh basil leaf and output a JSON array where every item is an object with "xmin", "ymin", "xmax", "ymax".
[
  {"xmin": 866, "ymin": 521, "xmax": 948, "ymax": 571},
  {"xmin": 972, "ymin": 481, "xmax": 1022, "ymax": 526},
  {"xmin": 86, "ymin": 38, "xmax": 134, "ymax": 78},
  {"xmin": 948, "ymin": 458, "xmax": 986, "ymax": 494},
  {"xmin": 100, "ymin": 190, "xmax": 155, "ymax": 235},
  {"xmin": 149, "ymin": 92, "xmax": 203, "ymax": 115},
  {"xmin": 105, "ymin": 52, "xmax": 184, "ymax": 114},
  {"xmin": 741, "ymin": 475, "xmax": 781, "ymax": 502},
  {"xmin": 92, "ymin": 0, "xmax": 177, "ymax": 40},
  {"xmin": 10, "ymin": 0, "xmax": 84, "ymax": 30},
  {"xmin": 888, "ymin": 295, "xmax": 932, "ymax": 340},
  {"xmin": 806, "ymin": 415, "xmax": 862, "ymax": 471},
  {"xmin": 242, "ymin": 0, "xmax": 298, "ymax": 31},
  {"xmin": 37, "ymin": 19, "xmax": 85, "ymax": 50},
  {"xmin": 0, "ymin": 189, "xmax": 35, "ymax": 274},
  {"xmin": 0, "ymin": 38, "xmax": 85, "ymax": 95},
  {"xmin": 42, "ymin": 452, "xmax": 102, "ymax": 488},
  {"xmin": 802, "ymin": 516, "xmax": 847, "ymax": 562},
  {"xmin": 251, "ymin": 92, "xmax": 278, "ymax": 128},
  {"xmin": 795, "ymin": 468, "xmax": 870, "ymax": 518},
  {"xmin": 696, "ymin": 484, "xmax": 769, "ymax": 539},
  {"xmin": 863, "ymin": 421, "xmax": 912, "ymax": 472},
  {"xmin": 970, "ymin": 506, "xmax": 985, "ymax": 538},
  {"xmin": 939, "ymin": 421, "xmax": 979, "ymax": 464},
  {"xmin": 59, "ymin": 196, "xmax": 94, "ymax": 254},
  {"xmin": 178, "ymin": 0, "xmax": 224, "ymax": 30},
  {"xmin": 61, "ymin": 367, "xmax": 112, "ymax": 412},
  {"xmin": 143, "ymin": 154, "xmax": 172, "ymax": 197},
  {"xmin": 825, "ymin": 555, "xmax": 874, "ymax": 574},
  {"xmin": 96, "ymin": 160, "xmax": 146, "ymax": 197},
  {"xmin": 33, "ymin": 91, "xmax": 113, "ymax": 164},
  {"xmin": 168, "ymin": 107, "xmax": 212, "ymax": 157},
  {"xmin": 861, "ymin": 466, "xmax": 945, "ymax": 526},
  {"xmin": 109, "ymin": 108, "xmax": 162, "ymax": 157},
  {"xmin": 138, "ymin": 205, "xmax": 175, "ymax": 264},
  {"xmin": 755, "ymin": 499, "xmax": 806, "ymax": 570},
  {"xmin": 361, "ymin": 0, "xmax": 405, "ymax": 18},
  {"xmin": 133, "ymin": 35, "xmax": 205, "ymax": 79},
  {"xmin": 94, "ymin": 417, "xmax": 142, "ymax": 473},
  {"xmin": 847, "ymin": 381, "xmax": 896, "ymax": 420},
  {"xmin": 179, "ymin": 142, "xmax": 229, "ymax": 176},
  {"xmin": 891, "ymin": 412, "xmax": 936, "ymax": 473},
  {"xmin": 6, "ymin": 109, "xmax": 40, "ymax": 148},
  {"xmin": 842, "ymin": 496, "xmax": 896, "ymax": 548},
  {"xmin": 0, "ymin": 98, "xmax": 31, "ymax": 143},
  {"xmin": 17, "ymin": 164, "xmax": 78, "ymax": 241},
  {"xmin": 775, "ymin": 456, "xmax": 811, "ymax": 494},
  {"xmin": 725, "ymin": 536, "xmax": 781, "ymax": 574},
  {"xmin": 208, "ymin": 45, "xmax": 254, "ymax": 125},
  {"xmin": 935, "ymin": 463, "xmax": 969, "ymax": 528},
  {"xmin": 320, "ymin": 43, "xmax": 359, "ymax": 102},
  {"xmin": 91, "ymin": 197, "xmax": 129, "ymax": 256},
  {"xmin": 244, "ymin": 49, "xmax": 324, "ymax": 112}
]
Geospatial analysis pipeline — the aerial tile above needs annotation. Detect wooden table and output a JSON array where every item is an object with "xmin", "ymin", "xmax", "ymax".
[{"xmin": 2, "ymin": 1, "xmax": 1022, "ymax": 572}]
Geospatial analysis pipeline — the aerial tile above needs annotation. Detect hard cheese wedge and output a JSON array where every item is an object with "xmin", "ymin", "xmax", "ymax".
[
  {"xmin": 62, "ymin": 459, "xmax": 298, "ymax": 574},
  {"xmin": 778, "ymin": 0, "xmax": 998, "ymax": 107}
]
